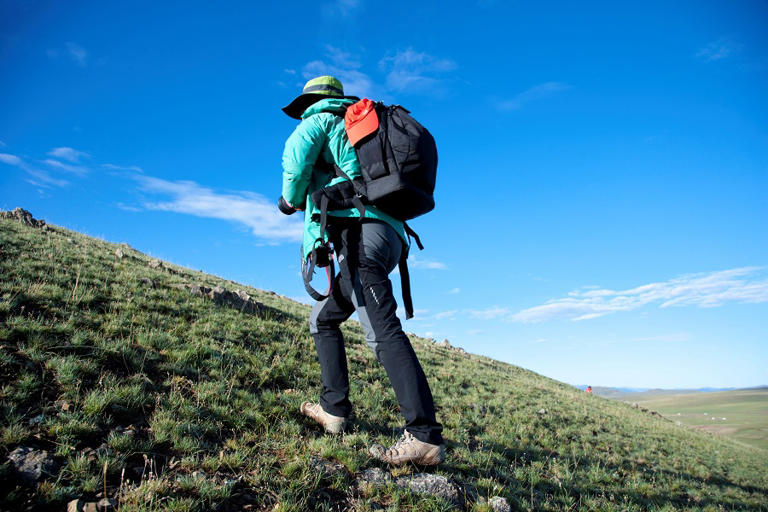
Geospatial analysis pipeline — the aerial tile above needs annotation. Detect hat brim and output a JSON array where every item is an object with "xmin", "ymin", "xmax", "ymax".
[{"xmin": 282, "ymin": 93, "xmax": 360, "ymax": 120}]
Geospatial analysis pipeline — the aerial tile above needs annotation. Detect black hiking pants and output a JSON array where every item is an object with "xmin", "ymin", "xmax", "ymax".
[{"xmin": 309, "ymin": 219, "xmax": 443, "ymax": 445}]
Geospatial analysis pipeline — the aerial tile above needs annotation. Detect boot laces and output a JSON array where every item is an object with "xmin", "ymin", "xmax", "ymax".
[{"xmin": 390, "ymin": 431, "xmax": 416, "ymax": 454}]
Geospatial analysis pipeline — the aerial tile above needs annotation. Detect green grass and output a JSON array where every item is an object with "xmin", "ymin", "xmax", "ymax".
[
  {"xmin": 1, "ymin": 216, "xmax": 767, "ymax": 511},
  {"xmin": 613, "ymin": 389, "xmax": 768, "ymax": 451}
]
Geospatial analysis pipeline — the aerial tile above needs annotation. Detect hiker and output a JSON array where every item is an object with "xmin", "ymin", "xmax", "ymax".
[
  {"xmin": 586, "ymin": 386, "xmax": 592, "ymax": 393},
  {"xmin": 278, "ymin": 76, "xmax": 445, "ymax": 465}
]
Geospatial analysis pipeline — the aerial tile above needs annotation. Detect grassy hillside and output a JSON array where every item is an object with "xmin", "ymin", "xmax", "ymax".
[
  {"xmin": 610, "ymin": 389, "xmax": 768, "ymax": 452},
  {"xmin": 1, "ymin": 213, "xmax": 767, "ymax": 511}
]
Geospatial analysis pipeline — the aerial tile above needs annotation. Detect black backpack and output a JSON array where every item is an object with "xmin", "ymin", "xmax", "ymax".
[
  {"xmin": 352, "ymin": 103, "xmax": 437, "ymax": 221},
  {"xmin": 303, "ymin": 102, "xmax": 437, "ymax": 318}
]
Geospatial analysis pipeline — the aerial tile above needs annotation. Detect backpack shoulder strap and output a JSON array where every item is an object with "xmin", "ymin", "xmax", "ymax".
[{"xmin": 398, "ymin": 222, "xmax": 424, "ymax": 320}]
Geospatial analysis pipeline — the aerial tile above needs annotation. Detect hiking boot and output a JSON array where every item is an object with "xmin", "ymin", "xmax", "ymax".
[
  {"xmin": 300, "ymin": 401, "xmax": 347, "ymax": 434},
  {"xmin": 368, "ymin": 430, "xmax": 445, "ymax": 465}
]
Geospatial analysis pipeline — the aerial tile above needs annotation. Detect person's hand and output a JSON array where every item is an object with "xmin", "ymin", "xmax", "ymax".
[{"xmin": 278, "ymin": 197, "xmax": 304, "ymax": 215}]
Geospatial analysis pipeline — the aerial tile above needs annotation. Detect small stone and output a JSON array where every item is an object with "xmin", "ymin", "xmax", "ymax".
[
  {"xmin": 537, "ymin": 408, "xmax": 547, "ymax": 415},
  {"xmin": 83, "ymin": 503, "xmax": 98, "ymax": 512},
  {"xmin": 149, "ymin": 259, "xmax": 162, "ymax": 269},
  {"xmin": 356, "ymin": 467, "xmax": 391, "ymax": 490},
  {"xmin": 394, "ymin": 473, "xmax": 462, "ymax": 509},
  {"xmin": 67, "ymin": 499, "xmax": 84, "ymax": 512},
  {"xmin": 438, "ymin": 339, "xmax": 452, "ymax": 348},
  {"xmin": 55, "ymin": 400, "xmax": 72, "ymax": 412},
  {"xmin": 308, "ymin": 456, "xmax": 346, "ymax": 479},
  {"xmin": 489, "ymin": 496, "xmax": 511, "ymax": 512},
  {"xmin": 139, "ymin": 277, "xmax": 154, "ymax": 288},
  {"xmin": 95, "ymin": 443, "xmax": 112, "ymax": 457},
  {"xmin": 96, "ymin": 497, "xmax": 117, "ymax": 510},
  {"xmin": 28, "ymin": 414, "xmax": 45, "ymax": 427},
  {"xmin": 114, "ymin": 248, "xmax": 124, "ymax": 259},
  {"xmin": 7, "ymin": 447, "xmax": 58, "ymax": 484}
]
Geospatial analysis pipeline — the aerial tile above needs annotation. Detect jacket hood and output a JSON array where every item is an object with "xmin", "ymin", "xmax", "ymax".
[{"xmin": 301, "ymin": 97, "xmax": 357, "ymax": 119}]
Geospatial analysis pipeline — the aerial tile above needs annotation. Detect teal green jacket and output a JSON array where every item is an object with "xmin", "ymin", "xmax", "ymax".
[{"xmin": 281, "ymin": 98, "xmax": 408, "ymax": 260}]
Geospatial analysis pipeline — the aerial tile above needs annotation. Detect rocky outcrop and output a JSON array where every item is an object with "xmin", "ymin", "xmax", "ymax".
[
  {"xmin": 394, "ymin": 473, "xmax": 463, "ymax": 509},
  {"xmin": 7, "ymin": 447, "xmax": 58, "ymax": 484},
  {"xmin": 174, "ymin": 283, "xmax": 264, "ymax": 314},
  {"xmin": 355, "ymin": 468, "xmax": 466, "ymax": 509},
  {"xmin": 1, "ymin": 208, "xmax": 46, "ymax": 228},
  {"xmin": 436, "ymin": 338, "xmax": 469, "ymax": 356},
  {"xmin": 355, "ymin": 467, "xmax": 392, "ymax": 491},
  {"xmin": 631, "ymin": 402, "xmax": 665, "ymax": 418},
  {"xmin": 489, "ymin": 496, "xmax": 511, "ymax": 512}
]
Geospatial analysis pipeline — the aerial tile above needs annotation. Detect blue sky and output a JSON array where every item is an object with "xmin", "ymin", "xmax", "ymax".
[{"xmin": 2, "ymin": 0, "xmax": 766, "ymax": 388}]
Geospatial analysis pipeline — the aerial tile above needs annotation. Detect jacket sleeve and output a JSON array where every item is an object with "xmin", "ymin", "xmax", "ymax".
[{"xmin": 281, "ymin": 117, "xmax": 326, "ymax": 207}]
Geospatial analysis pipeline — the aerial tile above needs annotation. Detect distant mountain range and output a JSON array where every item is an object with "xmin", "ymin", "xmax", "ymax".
[{"xmin": 572, "ymin": 384, "xmax": 768, "ymax": 399}]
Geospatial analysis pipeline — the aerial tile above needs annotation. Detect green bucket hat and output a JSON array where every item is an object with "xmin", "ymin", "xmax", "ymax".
[{"xmin": 282, "ymin": 75, "xmax": 359, "ymax": 120}]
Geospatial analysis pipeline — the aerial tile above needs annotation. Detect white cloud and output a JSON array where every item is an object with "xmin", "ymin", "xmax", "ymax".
[
  {"xmin": 396, "ymin": 307, "xmax": 430, "ymax": 319},
  {"xmin": 499, "ymin": 82, "xmax": 570, "ymax": 111},
  {"xmin": 696, "ymin": 38, "xmax": 741, "ymax": 62},
  {"xmin": 449, "ymin": 287, "xmax": 461, "ymax": 294},
  {"xmin": 303, "ymin": 45, "xmax": 375, "ymax": 97},
  {"xmin": 469, "ymin": 306, "xmax": 511, "ymax": 320},
  {"xmin": 511, "ymin": 267, "xmax": 768, "ymax": 323},
  {"xmin": 49, "ymin": 43, "xmax": 89, "ymax": 66},
  {"xmin": 1, "ymin": 153, "xmax": 69, "ymax": 188},
  {"xmin": 408, "ymin": 255, "xmax": 448, "ymax": 270},
  {"xmin": 336, "ymin": 0, "xmax": 360, "ymax": 15},
  {"xmin": 25, "ymin": 168, "xmax": 69, "ymax": 188},
  {"xmin": 135, "ymin": 176, "xmax": 303, "ymax": 243},
  {"xmin": 466, "ymin": 329, "xmax": 484, "ymax": 336},
  {"xmin": 43, "ymin": 159, "xmax": 88, "ymax": 176},
  {"xmin": 116, "ymin": 203, "xmax": 142, "ymax": 213},
  {"xmin": 102, "ymin": 163, "xmax": 144, "ymax": 173},
  {"xmin": 433, "ymin": 310, "xmax": 458, "ymax": 320},
  {"xmin": 299, "ymin": 46, "xmax": 456, "ymax": 99},
  {"xmin": 0, "ymin": 153, "xmax": 22, "ymax": 166},
  {"xmin": 48, "ymin": 147, "xmax": 90, "ymax": 163},
  {"xmin": 66, "ymin": 42, "xmax": 88, "ymax": 66},
  {"xmin": 379, "ymin": 48, "xmax": 457, "ymax": 92}
]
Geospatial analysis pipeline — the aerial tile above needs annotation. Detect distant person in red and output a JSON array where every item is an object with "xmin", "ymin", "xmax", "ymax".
[{"xmin": 586, "ymin": 386, "xmax": 592, "ymax": 393}]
